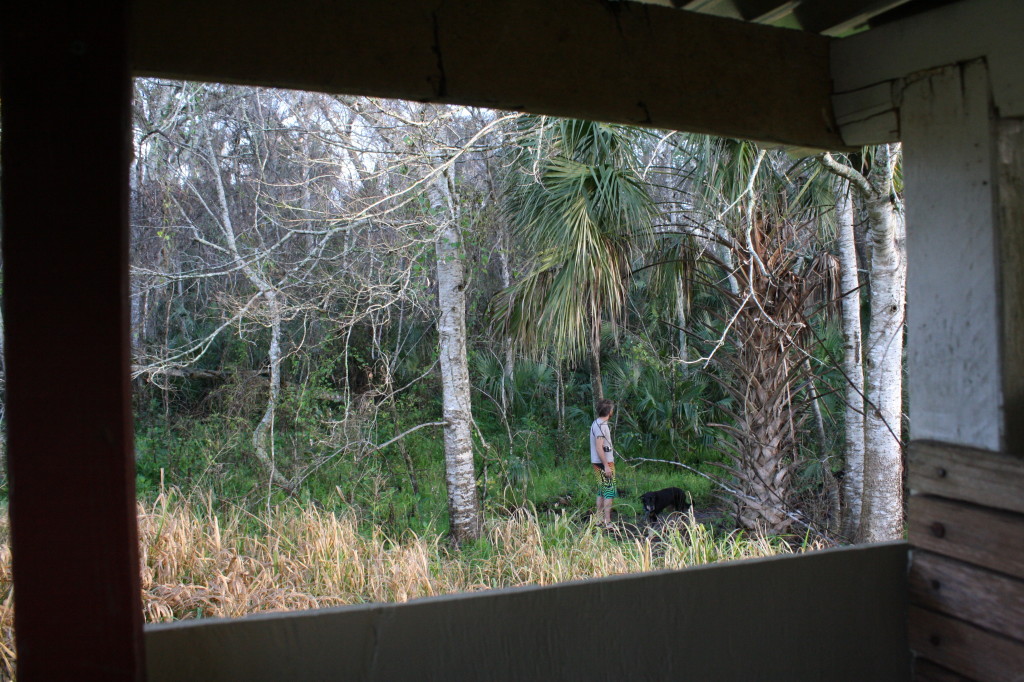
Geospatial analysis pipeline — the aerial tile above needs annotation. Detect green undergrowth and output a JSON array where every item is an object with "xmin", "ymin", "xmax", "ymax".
[{"xmin": 133, "ymin": 411, "xmax": 719, "ymax": 542}]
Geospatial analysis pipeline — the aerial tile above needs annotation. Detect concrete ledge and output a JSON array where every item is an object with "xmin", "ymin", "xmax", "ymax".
[{"xmin": 146, "ymin": 541, "xmax": 909, "ymax": 680}]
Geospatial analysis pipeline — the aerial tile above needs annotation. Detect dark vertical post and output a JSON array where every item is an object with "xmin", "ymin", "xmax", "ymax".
[
  {"xmin": 998, "ymin": 119, "xmax": 1024, "ymax": 454},
  {"xmin": 1, "ymin": 2, "xmax": 145, "ymax": 679}
]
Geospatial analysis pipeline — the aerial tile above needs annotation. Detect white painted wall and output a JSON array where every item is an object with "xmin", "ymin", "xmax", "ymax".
[{"xmin": 902, "ymin": 62, "xmax": 1004, "ymax": 451}]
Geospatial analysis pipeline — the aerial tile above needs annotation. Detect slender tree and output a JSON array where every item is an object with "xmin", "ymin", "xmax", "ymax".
[
  {"xmin": 820, "ymin": 145, "xmax": 906, "ymax": 542},
  {"xmin": 429, "ymin": 156, "xmax": 484, "ymax": 543},
  {"xmin": 833, "ymin": 178, "xmax": 866, "ymax": 540}
]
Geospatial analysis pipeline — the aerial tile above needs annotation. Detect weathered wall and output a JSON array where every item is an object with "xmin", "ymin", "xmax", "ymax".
[
  {"xmin": 902, "ymin": 61, "xmax": 1006, "ymax": 452},
  {"xmin": 831, "ymin": 0, "xmax": 1024, "ymax": 146},
  {"xmin": 145, "ymin": 543, "xmax": 909, "ymax": 681},
  {"xmin": 907, "ymin": 442, "xmax": 1024, "ymax": 679}
]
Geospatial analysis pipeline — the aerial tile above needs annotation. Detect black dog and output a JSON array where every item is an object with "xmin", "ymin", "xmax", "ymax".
[{"xmin": 641, "ymin": 487, "xmax": 686, "ymax": 522}]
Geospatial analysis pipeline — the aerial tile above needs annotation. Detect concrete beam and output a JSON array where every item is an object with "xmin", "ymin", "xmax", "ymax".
[{"xmin": 130, "ymin": 0, "xmax": 846, "ymax": 150}]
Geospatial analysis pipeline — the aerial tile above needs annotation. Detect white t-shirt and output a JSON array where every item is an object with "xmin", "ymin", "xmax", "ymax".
[{"xmin": 589, "ymin": 418, "xmax": 613, "ymax": 464}]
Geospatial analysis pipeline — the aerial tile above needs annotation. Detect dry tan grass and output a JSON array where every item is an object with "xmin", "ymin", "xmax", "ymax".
[{"xmin": 0, "ymin": 491, "xmax": 801, "ymax": 679}]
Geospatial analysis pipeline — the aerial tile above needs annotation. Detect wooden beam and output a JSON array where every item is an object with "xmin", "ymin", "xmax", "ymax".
[
  {"xmin": 1, "ymin": 1, "xmax": 145, "ymax": 679},
  {"xmin": 739, "ymin": 0, "xmax": 801, "ymax": 24},
  {"xmin": 908, "ymin": 497, "xmax": 1024, "ymax": 580},
  {"xmin": 909, "ymin": 442, "xmax": 1024, "ymax": 516},
  {"xmin": 130, "ymin": 0, "xmax": 847, "ymax": 150},
  {"xmin": 909, "ymin": 606, "xmax": 1024, "ymax": 681},
  {"xmin": 831, "ymin": 0, "xmax": 1024, "ymax": 145},
  {"xmin": 795, "ymin": 0, "xmax": 909, "ymax": 35},
  {"xmin": 910, "ymin": 551, "xmax": 1024, "ymax": 644}
]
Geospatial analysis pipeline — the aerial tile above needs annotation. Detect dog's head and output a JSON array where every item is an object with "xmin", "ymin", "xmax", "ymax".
[{"xmin": 640, "ymin": 491, "xmax": 656, "ymax": 512}]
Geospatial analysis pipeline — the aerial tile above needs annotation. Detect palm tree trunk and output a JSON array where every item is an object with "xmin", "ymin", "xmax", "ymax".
[
  {"xmin": 589, "ymin": 322, "xmax": 603, "ymax": 412},
  {"xmin": 836, "ymin": 180, "xmax": 866, "ymax": 541},
  {"xmin": 676, "ymin": 279, "xmax": 689, "ymax": 365},
  {"xmin": 556, "ymin": 360, "xmax": 565, "ymax": 432}
]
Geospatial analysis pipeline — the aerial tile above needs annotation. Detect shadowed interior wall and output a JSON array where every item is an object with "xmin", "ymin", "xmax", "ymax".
[
  {"xmin": 145, "ymin": 542, "xmax": 909, "ymax": 681},
  {"xmin": 1, "ymin": 2, "xmax": 145, "ymax": 677}
]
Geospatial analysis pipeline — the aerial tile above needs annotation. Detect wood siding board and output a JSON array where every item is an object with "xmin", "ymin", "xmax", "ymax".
[
  {"xmin": 909, "ymin": 442, "xmax": 1024, "ymax": 515},
  {"xmin": 998, "ymin": 119, "xmax": 1024, "ymax": 453},
  {"xmin": 145, "ymin": 542, "xmax": 910, "ymax": 681},
  {"xmin": 909, "ymin": 606, "xmax": 1024, "ymax": 681},
  {"xmin": 130, "ymin": 0, "xmax": 848, "ymax": 150},
  {"xmin": 0, "ymin": 1, "xmax": 145, "ymax": 678},
  {"xmin": 910, "ymin": 551, "xmax": 1024, "ymax": 644},
  {"xmin": 908, "ymin": 497, "xmax": 1024, "ymax": 580}
]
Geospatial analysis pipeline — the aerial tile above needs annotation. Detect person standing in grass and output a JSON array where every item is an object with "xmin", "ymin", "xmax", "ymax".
[{"xmin": 590, "ymin": 399, "xmax": 616, "ymax": 526}]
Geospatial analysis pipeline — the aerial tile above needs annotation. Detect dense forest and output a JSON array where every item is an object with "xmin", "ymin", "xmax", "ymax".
[
  {"xmin": 0, "ymin": 78, "xmax": 907, "ymax": 668},
  {"xmin": 122, "ymin": 77, "xmax": 905, "ymax": 538}
]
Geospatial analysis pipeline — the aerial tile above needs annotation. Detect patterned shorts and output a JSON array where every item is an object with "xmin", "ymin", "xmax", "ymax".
[{"xmin": 593, "ymin": 463, "xmax": 617, "ymax": 499}]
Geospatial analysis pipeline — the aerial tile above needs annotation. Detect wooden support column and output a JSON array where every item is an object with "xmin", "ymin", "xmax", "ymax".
[
  {"xmin": 901, "ymin": 60, "xmax": 1024, "ymax": 452},
  {"xmin": 1, "ymin": 2, "xmax": 145, "ymax": 679},
  {"xmin": 998, "ymin": 119, "xmax": 1024, "ymax": 451}
]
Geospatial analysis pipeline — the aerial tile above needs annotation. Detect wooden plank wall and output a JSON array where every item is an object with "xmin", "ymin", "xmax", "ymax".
[{"xmin": 908, "ymin": 441, "xmax": 1024, "ymax": 680}]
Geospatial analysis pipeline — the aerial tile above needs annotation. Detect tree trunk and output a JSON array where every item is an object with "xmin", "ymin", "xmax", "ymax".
[
  {"xmin": 555, "ymin": 360, "xmax": 565, "ymax": 433},
  {"xmin": 715, "ymin": 223, "xmax": 741, "ymax": 296},
  {"xmin": 836, "ymin": 179, "xmax": 867, "ymax": 541},
  {"xmin": 676, "ymin": 279, "xmax": 689, "ymax": 365},
  {"xmin": 207, "ymin": 135, "xmax": 292, "ymax": 492},
  {"xmin": 860, "ymin": 144, "xmax": 906, "ymax": 543},
  {"xmin": 498, "ymin": 225, "xmax": 515, "ymax": 417},
  {"xmin": 431, "ymin": 166, "xmax": 482, "ymax": 544},
  {"xmin": 820, "ymin": 146, "xmax": 906, "ymax": 543},
  {"xmin": 252, "ymin": 289, "xmax": 291, "ymax": 491},
  {"xmin": 589, "ymin": 326, "xmax": 603, "ymax": 413}
]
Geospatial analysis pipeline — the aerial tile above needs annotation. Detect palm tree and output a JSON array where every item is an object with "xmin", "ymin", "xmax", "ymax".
[
  {"xmin": 493, "ymin": 118, "xmax": 657, "ymax": 410},
  {"xmin": 677, "ymin": 136, "xmax": 835, "ymax": 533}
]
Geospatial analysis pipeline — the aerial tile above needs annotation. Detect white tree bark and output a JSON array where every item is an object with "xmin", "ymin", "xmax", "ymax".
[
  {"xmin": 859, "ymin": 144, "xmax": 906, "ymax": 543},
  {"xmin": 676, "ymin": 278, "xmax": 690, "ymax": 364},
  {"xmin": 430, "ymin": 164, "xmax": 483, "ymax": 544},
  {"xmin": 208, "ymin": 135, "xmax": 292, "ymax": 492},
  {"xmin": 836, "ymin": 179, "xmax": 866, "ymax": 541},
  {"xmin": 821, "ymin": 146, "xmax": 906, "ymax": 543},
  {"xmin": 498, "ymin": 224, "xmax": 516, "ymax": 417}
]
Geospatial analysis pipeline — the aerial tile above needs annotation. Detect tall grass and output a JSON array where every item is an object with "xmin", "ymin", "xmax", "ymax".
[{"xmin": 0, "ymin": 491, "xmax": 807, "ymax": 678}]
